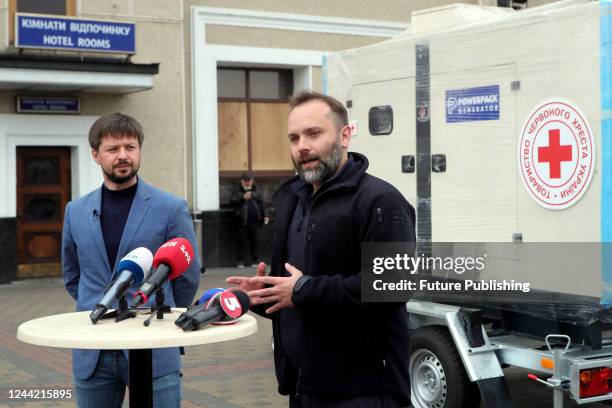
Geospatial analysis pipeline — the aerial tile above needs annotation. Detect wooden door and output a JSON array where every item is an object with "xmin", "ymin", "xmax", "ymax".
[{"xmin": 16, "ymin": 147, "xmax": 71, "ymax": 277}]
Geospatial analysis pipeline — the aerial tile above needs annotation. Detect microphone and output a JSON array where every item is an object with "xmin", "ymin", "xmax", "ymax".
[
  {"xmin": 195, "ymin": 288, "xmax": 225, "ymax": 305},
  {"xmin": 132, "ymin": 238, "xmax": 194, "ymax": 307},
  {"xmin": 175, "ymin": 290, "xmax": 250, "ymax": 331},
  {"xmin": 194, "ymin": 288, "xmax": 239, "ymax": 326},
  {"xmin": 171, "ymin": 288, "xmax": 223, "ymax": 328},
  {"xmin": 90, "ymin": 247, "xmax": 153, "ymax": 324}
]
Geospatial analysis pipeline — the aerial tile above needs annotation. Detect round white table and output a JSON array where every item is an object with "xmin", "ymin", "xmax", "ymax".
[{"xmin": 17, "ymin": 309, "xmax": 257, "ymax": 407}]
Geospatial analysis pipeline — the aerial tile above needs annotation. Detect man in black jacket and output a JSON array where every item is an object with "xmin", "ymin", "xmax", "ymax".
[
  {"xmin": 229, "ymin": 173, "xmax": 265, "ymax": 268},
  {"xmin": 228, "ymin": 92, "xmax": 415, "ymax": 407}
]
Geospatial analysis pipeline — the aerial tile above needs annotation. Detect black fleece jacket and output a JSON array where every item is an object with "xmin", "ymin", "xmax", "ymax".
[{"xmin": 252, "ymin": 152, "xmax": 416, "ymax": 404}]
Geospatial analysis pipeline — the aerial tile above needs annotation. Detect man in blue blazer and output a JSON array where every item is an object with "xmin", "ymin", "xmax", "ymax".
[{"xmin": 62, "ymin": 113, "xmax": 200, "ymax": 408}]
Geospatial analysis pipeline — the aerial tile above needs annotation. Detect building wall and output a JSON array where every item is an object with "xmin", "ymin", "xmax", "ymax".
[
  {"xmin": 0, "ymin": 0, "xmax": 189, "ymax": 201},
  {"xmin": 75, "ymin": 0, "xmax": 188, "ymax": 200},
  {"xmin": 187, "ymin": 0, "xmax": 483, "ymax": 22},
  {"xmin": 205, "ymin": 25, "xmax": 389, "ymax": 51},
  {"xmin": 183, "ymin": 0, "xmax": 417, "ymax": 209},
  {"xmin": 0, "ymin": 218, "xmax": 16, "ymax": 283},
  {"xmin": 0, "ymin": 0, "xmax": 7, "ymax": 49}
]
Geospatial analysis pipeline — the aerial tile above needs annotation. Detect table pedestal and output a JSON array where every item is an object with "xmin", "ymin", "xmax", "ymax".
[{"xmin": 129, "ymin": 349, "xmax": 153, "ymax": 408}]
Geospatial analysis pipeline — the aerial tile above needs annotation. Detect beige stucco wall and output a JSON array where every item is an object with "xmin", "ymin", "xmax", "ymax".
[
  {"xmin": 0, "ymin": 0, "xmax": 7, "ymax": 49},
  {"xmin": 79, "ymin": 1, "xmax": 188, "ymax": 201},
  {"xmin": 312, "ymin": 66, "xmax": 323, "ymax": 93},
  {"xmin": 187, "ymin": 0, "xmax": 485, "ymax": 23},
  {"xmin": 205, "ymin": 25, "xmax": 388, "ymax": 51},
  {"xmin": 0, "ymin": 91, "xmax": 14, "ymax": 112}
]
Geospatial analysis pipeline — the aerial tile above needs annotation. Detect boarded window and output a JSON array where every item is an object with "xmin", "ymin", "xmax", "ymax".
[{"xmin": 217, "ymin": 68, "xmax": 294, "ymax": 175}]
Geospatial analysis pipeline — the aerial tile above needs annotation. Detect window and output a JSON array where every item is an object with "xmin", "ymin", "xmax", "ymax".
[
  {"xmin": 9, "ymin": 0, "xmax": 76, "ymax": 45},
  {"xmin": 217, "ymin": 68, "xmax": 294, "ymax": 176},
  {"xmin": 249, "ymin": 71, "xmax": 292, "ymax": 100},
  {"xmin": 16, "ymin": 0, "xmax": 69, "ymax": 14},
  {"xmin": 369, "ymin": 105, "xmax": 394, "ymax": 135},
  {"xmin": 217, "ymin": 69, "xmax": 246, "ymax": 99}
]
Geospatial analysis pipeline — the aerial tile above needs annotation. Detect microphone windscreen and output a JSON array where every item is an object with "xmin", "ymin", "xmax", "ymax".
[
  {"xmin": 219, "ymin": 290, "xmax": 250, "ymax": 319},
  {"xmin": 152, "ymin": 238, "xmax": 194, "ymax": 279},
  {"xmin": 233, "ymin": 290, "xmax": 251, "ymax": 314},
  {"xmin": 196, "ymin": 288, "xmax": 225, "ymax": 305},
  {"xmin": 211, "ymin": 290, "xmax": 250, "ymax": 326},
  {"xmin": 116, "ymin": 247, "xmax": 153, "ymax": 284}
]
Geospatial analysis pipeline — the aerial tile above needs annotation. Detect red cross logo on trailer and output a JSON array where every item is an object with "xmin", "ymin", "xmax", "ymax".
[
  {"xmin": 538, "ymin": 129, "xmax": 572, "ymax": 179},
  {"xmin": 518, "ymin": 99, "xmax": 595, "ymax": 210}
]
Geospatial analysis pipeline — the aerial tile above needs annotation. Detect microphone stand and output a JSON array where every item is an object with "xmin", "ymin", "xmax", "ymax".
[
  {"xmin": 114, "ymin": 296, "xmax": 136, "ymax": 322},
  {"xmin": 143, "ymin": 287, "xmax": 171, "ymax": 327},
  {"xmin": 99, "ymin": 293, "xmax": 136, "ymax": 323}
]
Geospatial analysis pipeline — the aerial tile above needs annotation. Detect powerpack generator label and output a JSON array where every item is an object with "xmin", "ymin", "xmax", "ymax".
[
  {"xmin": 518, "ymin": 99, "xmax": 595, "ymax": 210},
  {"xmin": 445, "ymin": 85, "xmax": 499, "ymax": 123}
]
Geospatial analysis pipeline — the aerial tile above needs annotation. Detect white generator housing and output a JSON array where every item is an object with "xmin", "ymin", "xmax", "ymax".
[{"xmin": 327, "ymin": 0, "xmax": 612, "ymax": 299}]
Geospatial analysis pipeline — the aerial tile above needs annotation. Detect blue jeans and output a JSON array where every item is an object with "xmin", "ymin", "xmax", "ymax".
[{"xmin": 74, "ymin": 350, "xmax": 181, "ymax": 408}]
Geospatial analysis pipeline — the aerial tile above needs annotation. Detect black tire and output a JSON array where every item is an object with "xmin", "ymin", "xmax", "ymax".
[{"xmin": 409, "ymin": 326, "xmax": 480, "ymax": 408}]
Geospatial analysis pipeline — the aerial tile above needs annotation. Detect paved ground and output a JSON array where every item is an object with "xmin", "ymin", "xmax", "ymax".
[{"xmin": 0, "ymin": 267, "xmax": 609, "ymax": 408}]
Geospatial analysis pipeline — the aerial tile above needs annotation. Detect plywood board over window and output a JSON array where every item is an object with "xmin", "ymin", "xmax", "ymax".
[
  {"xmin": 217, "ymin": 67, "xmax": 294, "ymax": 176},
  {"xmin": 250, "ymin": 102, "xmax": 293, "ymax": 171},
  {"xmin": 218, "ymin": 102, "xmax": 248, "ymax": 171},
  {"xmin": 9, "ymin": 0, "xmax": 76, "ymax": 45}
]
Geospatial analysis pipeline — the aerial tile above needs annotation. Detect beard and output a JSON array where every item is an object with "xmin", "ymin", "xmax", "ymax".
[
  {"xmin": 293, "ymin": 137, "xmax": 343, "ymax": 186},
  {"xmin": 103, "ymin": 160, "xmax": 139, "ymax": 184}
]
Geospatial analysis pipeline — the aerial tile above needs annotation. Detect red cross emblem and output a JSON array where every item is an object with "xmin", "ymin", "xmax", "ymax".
[
  {"xmin": 537, "ymin": 129, "xmax": 572, "ymax": 179},
  {"xmin": 519, "ymin": 99, "xmax": 594, "ymax": 210}
]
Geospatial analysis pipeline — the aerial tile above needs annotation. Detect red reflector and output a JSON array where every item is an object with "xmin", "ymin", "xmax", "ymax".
[{"xmin": 580, "ymin": 368, "xmax": 612, "ymax": 398}]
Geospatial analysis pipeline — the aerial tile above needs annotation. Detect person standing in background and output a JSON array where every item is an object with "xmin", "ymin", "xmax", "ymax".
[{"xmin": 230, "ymin": 173, "xmax": 267, "ymax": 268}]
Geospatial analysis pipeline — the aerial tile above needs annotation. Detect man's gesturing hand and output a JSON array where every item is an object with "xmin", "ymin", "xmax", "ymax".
[
  {"xmin": 226, "ymin": 262, "xmax": 267, "ymax": 293},
  {"xmin": 248, "ymin": 263, "xmax": 303, "ymax": 314}
]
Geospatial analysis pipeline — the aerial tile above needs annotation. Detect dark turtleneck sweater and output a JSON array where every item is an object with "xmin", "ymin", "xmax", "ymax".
[{"xmin": 100, "ymin": 181, "xmax": 138, "ymax": 270}]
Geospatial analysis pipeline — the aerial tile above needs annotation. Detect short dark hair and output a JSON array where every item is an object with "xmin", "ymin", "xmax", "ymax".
[
  {"xmin": 88, "ymin": 113, "xmax": 144, "ymax": 150},
  {"xmin": 289, "ymin": 91, "xmax": 348, "ymax": 131}
]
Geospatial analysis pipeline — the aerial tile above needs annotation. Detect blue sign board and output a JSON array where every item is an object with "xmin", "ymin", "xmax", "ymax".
[
  {"xmin": 17, "ymin": 97, "xmax": 80, "ymax": 114},
  {"xmin": 445, "ymin": 85, "xmax": 500, "ymax": 123},
  {"xmin": 15, "ymin": 14, "xmax": 135, "ymax": 54}
]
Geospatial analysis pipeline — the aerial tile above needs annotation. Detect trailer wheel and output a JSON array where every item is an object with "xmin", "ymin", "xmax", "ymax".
[{"xmin": 409, "ymin": 326, "xmax": 479, "ymax": 408}]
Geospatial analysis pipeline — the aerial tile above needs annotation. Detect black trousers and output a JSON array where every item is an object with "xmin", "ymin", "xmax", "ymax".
[
  {"xmin": 237, "ymin": 223, "xmax": 259, "ymax": 263},
  {"xmin": 289, "ymin": 394, "xmax": 405, "ymax": 408}
]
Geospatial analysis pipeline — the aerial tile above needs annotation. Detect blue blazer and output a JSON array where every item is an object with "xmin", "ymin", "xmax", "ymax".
[{"xmin": 62, "ymin": 179, "xmax": 201, "ymax": 380}]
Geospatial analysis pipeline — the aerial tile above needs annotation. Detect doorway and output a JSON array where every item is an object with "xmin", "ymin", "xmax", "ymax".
[{"xmin": 16, "ymin": 147, "xmax": 71, "ymax": 278}]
